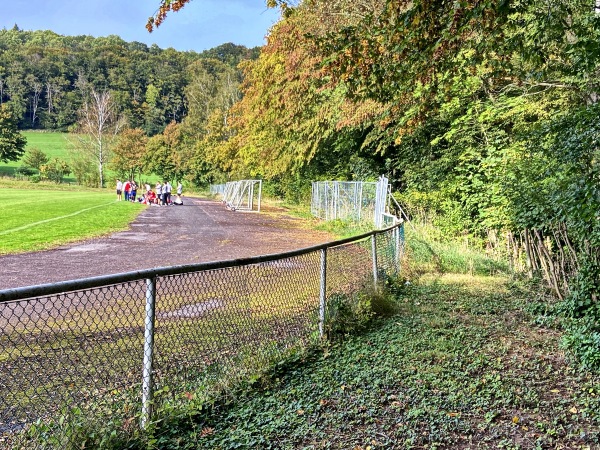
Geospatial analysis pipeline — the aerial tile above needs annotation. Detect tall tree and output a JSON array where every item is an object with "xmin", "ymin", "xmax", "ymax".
[
  {"xmin": 142, "ymin": 121, "xmax": 184, "ymax": 181},
  {"xmin": 73, "ymin": 88, "xmax": 124, "ymax": 187},
  {"xmin": 110, "ymin": 127, "xmax": 148, "ymax": 180}
]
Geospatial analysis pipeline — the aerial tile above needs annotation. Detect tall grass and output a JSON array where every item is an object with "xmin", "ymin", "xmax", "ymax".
[{"xmin": 403, "ymin": 221, "xmax": 509, "ymax": 277}]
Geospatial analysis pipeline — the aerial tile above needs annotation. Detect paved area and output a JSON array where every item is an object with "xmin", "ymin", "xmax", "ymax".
[{"xmin": 0, "ymin": 197, "xmax": 333, "ymax": 290}]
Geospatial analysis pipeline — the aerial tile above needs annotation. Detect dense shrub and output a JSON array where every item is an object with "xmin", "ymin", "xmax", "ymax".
[
  {"xmin": 325, "ymin": 283, "xmax": 399, "ymax": 340},
  {"xmin": 15, "ymin": 165, "xmax": 36, "ymax": 177},
  {"xmin": 560, "ymin": 259, "xmax": 600, "ymax": 371}
]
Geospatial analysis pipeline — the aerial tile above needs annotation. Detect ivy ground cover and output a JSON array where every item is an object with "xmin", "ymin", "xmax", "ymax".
[{"xmin": 156, "ymin": 274, "xmax": 600, "ymax": 449}]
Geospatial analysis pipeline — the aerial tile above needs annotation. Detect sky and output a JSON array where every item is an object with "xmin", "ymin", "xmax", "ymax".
[{"xmin": 0, "ymin": 0, "xmax": 281, "ymax": 52}]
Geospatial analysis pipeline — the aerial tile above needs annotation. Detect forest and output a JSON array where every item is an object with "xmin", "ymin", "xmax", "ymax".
[
  {"xmin": 217, "ymin": 0, "xmax": 600, "ymax": 370},
  {"xmin": 0, "ymin": 27, "xmax": 258, "ymax": 133},
  {"xmin": 1, "ymin": 0, "xmax": 600, "ymax": 369}
]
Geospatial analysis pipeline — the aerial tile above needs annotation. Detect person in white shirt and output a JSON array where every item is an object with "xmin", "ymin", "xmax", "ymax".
[
  {"xmin": 116, "ymin": 179, "xmax": 123, "ymax": 201},
  {"xmin": 155, "ymin": 182, "xmax": 163, "ymax": 205}
]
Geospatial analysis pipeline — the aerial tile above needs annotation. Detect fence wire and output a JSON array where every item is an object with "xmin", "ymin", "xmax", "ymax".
[
  {"xmin": 311, "ymin": 176, "xmax": 389, "ymax": 228},
  {"xmin": 0, "ymin": 224, "xmax": 403, "ymax": 449}
]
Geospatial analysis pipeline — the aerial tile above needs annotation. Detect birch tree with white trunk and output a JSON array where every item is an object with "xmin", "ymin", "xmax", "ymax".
[{"xmin": 74, "ymin": 88, "xmax": 124, "ymax": 188}]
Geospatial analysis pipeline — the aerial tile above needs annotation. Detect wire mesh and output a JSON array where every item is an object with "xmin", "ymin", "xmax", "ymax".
[
  {"xmin": 209, "ymin": 184, "xmax": 226, "ymax": 196},
  {"xmin": 150, "ymin": 251, "xmax": 322, "ymax": 399},
  {"xmin": 0, "ymin": 281, "xmax": 146, "ymax": 441},
  {"xmin": 0, "ymin": 224, "xmax": 403, "ymax": 449},
  {"xmin": 311, "ymin": 176, "xmax": 389, "ymax": 227}
]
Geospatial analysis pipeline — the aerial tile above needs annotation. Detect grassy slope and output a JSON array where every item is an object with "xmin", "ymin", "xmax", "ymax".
[
  {"xmin": 0, "ymin": 131, "xmax": 71, "ymax": 178},
  {"xmin": 0, "ymin": 181, "xmax": 145, "ymax": 254},
  {"xmin": 150, "ymin": 231, "xmax": 600, "ymax": 449},
  {"xmin": 1, "ymin": 130, "xmax": 165, "ymax": 186}
]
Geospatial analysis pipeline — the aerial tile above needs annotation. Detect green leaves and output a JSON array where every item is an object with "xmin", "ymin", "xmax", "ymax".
[{"xmin": 0, "ymin": 103, "xmax": 27, "ymax": 163}]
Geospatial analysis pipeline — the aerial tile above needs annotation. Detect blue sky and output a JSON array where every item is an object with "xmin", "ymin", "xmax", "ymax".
[{"xmin": 0, "ymin": 0, "xmax": 280, "ymax": 52}]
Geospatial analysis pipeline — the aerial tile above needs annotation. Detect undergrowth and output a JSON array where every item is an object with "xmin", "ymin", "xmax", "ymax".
[{"xmin": 143, "ymin": 274, "xmax": 599, "ymax": 449}]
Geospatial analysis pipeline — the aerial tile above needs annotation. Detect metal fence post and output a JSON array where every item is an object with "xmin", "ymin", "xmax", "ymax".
[
  {"xmin": 334, "ymin": 182, "xmax": 338, "ymax": 220},
  {"xmin": 141, "ymin": 276, "xmax": 157, "ymax": 429},
  {"xmin": 395, "ymin": 223, "xmax": 401, "ymax": 273},
  {"xmin": 371, "ymin": 233, "xmax": 378, "ymax": 290},
  {"xmin": 249, "ymin": 182, "xmax": 254, "ymax": 211},
  {"xmin": 257, "ymin": 180, "xmax": 262, "ymax": 213},
  {"xmin": 319, "ymin": 248, "xmax": 327, "ymax": 338}
]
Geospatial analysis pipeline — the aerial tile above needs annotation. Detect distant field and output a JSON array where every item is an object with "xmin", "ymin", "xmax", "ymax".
[
  {"xmin": 0, "ymin": 130, "xmax": 164, "ymax": 186},
  {"xmin": 0, "ymin": 188, "xmax": 145, "ymax": 254},
  {"xmin": 21, "ymin": 131, "xmax": 71, "ymax": 159},
  {"xmin": 0, "ymin": 131, "xmax": 72, "ymax": 179}
]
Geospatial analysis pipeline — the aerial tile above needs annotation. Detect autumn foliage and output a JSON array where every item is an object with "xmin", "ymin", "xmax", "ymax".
[{"xmin": 147, "ymin": 0, "xmax": 192, "ymax": 32}]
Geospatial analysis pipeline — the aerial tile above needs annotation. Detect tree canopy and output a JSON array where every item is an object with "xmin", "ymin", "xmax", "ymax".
[{"xmin": 0, "ymin": 29, "xmax": 258, "ymax": 133}]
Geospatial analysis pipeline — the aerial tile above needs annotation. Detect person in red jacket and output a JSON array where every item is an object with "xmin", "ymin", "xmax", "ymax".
[{"xmin": 122, "ymin": 180, "xmax": 131, "ymax": 201}]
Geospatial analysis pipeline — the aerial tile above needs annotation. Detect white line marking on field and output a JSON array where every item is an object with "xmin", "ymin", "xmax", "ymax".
[{"xmin": 0, "ymin": 201, "xmax": 116, "ymax": 236}]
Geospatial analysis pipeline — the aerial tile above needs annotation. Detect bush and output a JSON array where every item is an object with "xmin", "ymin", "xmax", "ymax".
[
  {"xmin": 40, "ymin": 158, "xmax": 70, "ymax": 183},
  {"xmin": 325, "ymin": 283, "xmax": 399, "ymax": 340},
  {"xmin": 562, "ymin": 317, "xmax": 600, "ymax": 371},
  {"xmin": 15, "ymin": 165, "xmax": 36, "ymax": 177},
  {"xmin": 22, "ymin": 147, "xmax": 49, "ymax": 170},
  {"xmin": 559, "ymin": 258, "xmax": 600, "ymax": 371}
]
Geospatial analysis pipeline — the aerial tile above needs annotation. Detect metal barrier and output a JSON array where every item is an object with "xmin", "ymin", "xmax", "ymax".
[
  {"xmin": 311, "ymin": 176, "xmax": 389, "ymax": 228},
  {"xmin": 211, "ymin": 180, "xmax": 262, "ymax": 212},
  {"xmin": 0, "ymin": 223, "xmax": 403, "ymax": 448}
]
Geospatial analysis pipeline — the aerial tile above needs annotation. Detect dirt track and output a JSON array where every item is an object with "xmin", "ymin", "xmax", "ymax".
[{"xmin": 0, "ymin": 197, "xmax": 334, "ymax": 290}]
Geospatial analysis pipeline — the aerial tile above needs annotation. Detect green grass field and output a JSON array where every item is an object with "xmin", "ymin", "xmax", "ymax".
[
  {"xmin": 0, "ymin": 130, "xmax": 167, "ymax": 187},
  {"xmin": 0, "ymin": 186, "xmax": 145, "ymax": 254},
  {"xmin": 0, "ymin": 131, "xmax": 71, "ymax": 178},
  {"xmin": 21, "ymin": 131, "xmax": 72, "ymax": 159}
]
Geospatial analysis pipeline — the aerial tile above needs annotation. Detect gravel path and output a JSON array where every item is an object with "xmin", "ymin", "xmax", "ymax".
[{"xmin": 0, "ymin": 197, "xmax": 333, "ymax": 290}]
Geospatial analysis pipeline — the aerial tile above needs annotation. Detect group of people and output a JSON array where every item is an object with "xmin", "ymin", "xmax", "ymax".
[
  {"xmin": 116, "ymin": 179, "xmax": 183, "ymax": 206},
  {"xmin": 115, "ymin": 179, "xmax": 138, "ymax": 202}
]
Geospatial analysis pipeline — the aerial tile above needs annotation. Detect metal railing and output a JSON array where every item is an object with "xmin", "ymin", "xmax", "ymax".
[
  {"xmin": 0, "ymin": 223, "xmax": 403, "ymax": 448},
  {"xmin": 311, "ymin": 176, "xmax": 390, "ymax": 228}
]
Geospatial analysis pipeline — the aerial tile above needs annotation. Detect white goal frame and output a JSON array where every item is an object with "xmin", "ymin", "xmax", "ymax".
[{"xmin": 222, "ymin": 180, "xmax": 262, "ymax": 212}]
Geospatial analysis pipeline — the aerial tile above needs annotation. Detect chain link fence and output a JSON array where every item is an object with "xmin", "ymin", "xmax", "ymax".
[
  {"xmin": 311, "ymin": 176, "xmax": 389, "ymax": 228},
  {"xmin": 0, "ymin": 224, "xmax": 403, "ymax": 449}
]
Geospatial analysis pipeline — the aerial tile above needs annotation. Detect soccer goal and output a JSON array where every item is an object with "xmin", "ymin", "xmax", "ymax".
[{"xmin": 222, "ymin": 179, "xmax": 262, "ymax": 212}]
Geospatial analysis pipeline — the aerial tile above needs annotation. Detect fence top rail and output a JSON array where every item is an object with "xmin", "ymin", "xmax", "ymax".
[
  {"xmin": 312, "ymin": 180, "xmax": 378, "ymax": 186},
  {"xmin": 0, "ymin": 222, "xmax": 403, "ymax": 304}
]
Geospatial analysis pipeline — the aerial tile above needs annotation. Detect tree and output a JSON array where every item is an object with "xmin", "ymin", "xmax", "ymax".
[
  {"xmin": 110, "ymin": 128, "xmax": 148, "ymax": 180},
  {"xmin": 142, "ymin": 121, "xmax": 182, "ymax": 180},
  {"xmin": 147, "ymin": 0, "xmax": 290, "ymax": 31},
  {"xmin": 73, "ymin": 88, "xmax": 124, "ymax": 187},
  {"xmin": 22, "ymin": 147, "xmax": 49, "ymax": 170},
  {"xmin": 0, "ymin": 103, "xmax": 26, "ymax": 162}
]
